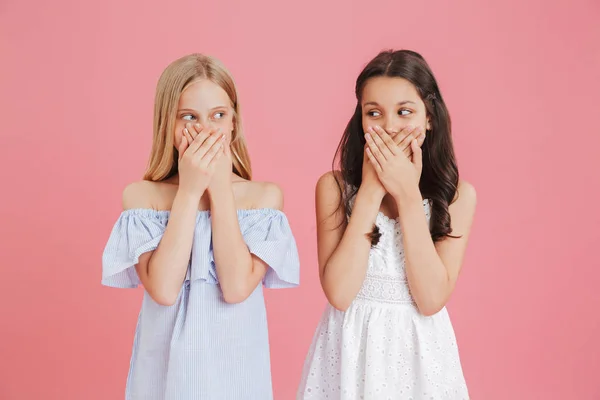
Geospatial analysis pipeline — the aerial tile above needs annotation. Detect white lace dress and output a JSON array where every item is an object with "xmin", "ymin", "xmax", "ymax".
[{"xmin": 297, "ymin": 200, "xmax": 469, "ymax": 400}]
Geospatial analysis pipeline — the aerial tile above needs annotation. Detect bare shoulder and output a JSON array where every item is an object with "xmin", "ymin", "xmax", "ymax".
[
  {"xmin": 122, "ymin": 180, "xmax": 173, "ymax": 210},
  {"xmin": 316, "ymin": 170, "xmax": 344, "ymax": 206},
  {"xmin": 247, "ymin": 181, "xmax": 284, "ymax": 211},
  {"xmin": 316, "ymin": 170, "xmax": 343, "ymax": 191},
  {"xmin": 447, "ymin": 180, "xmax": 477, "ymax": 233},
  {"xmin": 453, "ymin": 180, "xmax": 477, "ymax": 211}
]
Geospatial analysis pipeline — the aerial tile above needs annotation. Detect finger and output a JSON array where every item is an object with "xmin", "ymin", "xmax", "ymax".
[
  {"xmin": 365, "ymin": 147, "xmax": 383, "ymax": 173},
  {"xmin": 374, "ymin": 126, "xmax": 397, "ymax": 155},
  {"xmin": 197, "ymin": 129, "xmax": 224, "ymax": 158},
  {"xmin": 371, "ymin": 126, "xmax": 395, "ymax": 157},
  {"xmin": 191, "ymin": 123, "xmax": 206, "ymax": 139},
  {"xmin": 207, "ymin": 146, "xmax": 225, "ymax": 168},
  {"xmin": 194, "ymin": 125, "xmax": 216, "ymax": 144},
  {"xmin": 397, "ymin": 126, "xmax": 419, "ymax": 150},
  {"xmin": 178, "ymin": 136, "xmax": 188, "ymax": 161},
  {"xmin": 202, "ymin": 134, "xmax": 226, "ymax": 164},
  {"xmin": 365, "ymin": 128, "xmax": 386, "ymax": 159},
  {"xmin": 402, "ymin": 129, "xmax": 426, "ymax": 157},
  {"xmin": 411, "ymin": 139, "xmax": 423, "ymax": 167},
  {"xmin": 392, "ymin": 125, "xmax": 416, "ymax": 146},
  {"xmin": 183, "ymin": 127, "xmax": 195, "ymax": 147},
  {"xmin": 183, "ymin": 123, "xmax": 198, "ymax": 141},
  {"xmin": 365, "ymin": 132, "xmax": 387, "ymax": 164},
  {"xmin": 400, "ymin": 128, "xmax": 423, "ymax": 157},
  {"xmin": 187, "ymin": 126, "xmax": 214, "ymax": 153}
]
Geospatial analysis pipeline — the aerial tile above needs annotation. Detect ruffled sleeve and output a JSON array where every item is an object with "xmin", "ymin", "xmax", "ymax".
[
  {"xmin": 101, "ymin": 209, "xmax": 168, "ymax": 288},
  {"xmin": 239, "ymin": 209, "xmax": 300, "ymax": 289}
]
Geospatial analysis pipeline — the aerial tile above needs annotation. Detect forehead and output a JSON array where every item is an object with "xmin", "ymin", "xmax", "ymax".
[
  {"xmin": 178, "ymin": 79, "xmax": 231, "ymax": 109},
  {"xmin": 361, "ymin": 76, "xmax": 421, "ymax": 105}
]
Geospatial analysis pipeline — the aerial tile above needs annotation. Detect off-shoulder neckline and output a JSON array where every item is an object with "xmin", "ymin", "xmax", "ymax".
[{"xmin": 119, "ymin": 207, "xmax": 285, "ymax": 218}]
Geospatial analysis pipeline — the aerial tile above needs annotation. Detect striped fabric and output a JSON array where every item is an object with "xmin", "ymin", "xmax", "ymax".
[{"xmin": 102, "ymin": 208, "xmax": 300, "ymax": 400}]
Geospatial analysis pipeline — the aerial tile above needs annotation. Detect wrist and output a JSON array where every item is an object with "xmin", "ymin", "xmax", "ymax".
[
  {"xmin": 174, "ymin": 188, "xmax": 202, "ymax": 211},
  {"xmin": 208, "ymin": 174, "xmax": 232, "ymax": 190},
  {"xmin": 208, "ymin": 182, "xmax": 234, "ymax": 204},
  {"xmin": 392, "ymin": 185, "xmax": 423, "ymax": 208},
  {"xmin": 357, "ymin": 183, "xmax": 385, "ymax": 206}
]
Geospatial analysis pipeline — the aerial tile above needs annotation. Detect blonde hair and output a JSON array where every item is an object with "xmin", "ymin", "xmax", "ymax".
[{"xmin": 143, "ymin": 53, "xmax": 252, "ymax": 181}]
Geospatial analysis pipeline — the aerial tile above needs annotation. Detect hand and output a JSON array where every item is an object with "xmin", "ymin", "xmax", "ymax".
[
  {"xmin": 364, "ymin": 125, "xmax": 423, "ymax": 199},
  {"xmin": 207, "ymin": 135, "xmax": 233, "ymax": 194},
  {"xmin": 391, "ymin": 125, "xmax": 426, "ymax": 160},
  {"xmin": 361, "ymin": 144, "xmax": 386, "ymax": 201},
  {"xmin": 177, "ymin": 123, "xmax": 225, "ymax": 198}
]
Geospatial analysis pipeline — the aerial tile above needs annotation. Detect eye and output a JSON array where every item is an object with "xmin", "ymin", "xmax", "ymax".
[
  {"xmin": 213, "ymin": 111, "xmax": 226, "ymax": 119},
  {"xmin": 181, "ymin": 114, "xmax": 196, "ymax": 121},
  {"xmin": 367, "ymin": 110, "xmax": 381, "ymax": 117},
  {"xmin": 398, "ymin": 109, "xmax": 412, "ymax": 116}
]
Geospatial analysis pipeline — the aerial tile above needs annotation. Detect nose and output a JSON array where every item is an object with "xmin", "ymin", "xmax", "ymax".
[
  {"xmin": 195, "ymin": 117, "xmax": 216, "ymax": 130},
  {"xmin": 383, "ymin": 115, "xmax": 401, "ymax": 135}
]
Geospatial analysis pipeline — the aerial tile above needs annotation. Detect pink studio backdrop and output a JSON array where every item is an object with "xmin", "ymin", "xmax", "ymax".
[{"xmin": 1, "ymin": 0, "xmax": 599, "ymax": 399}]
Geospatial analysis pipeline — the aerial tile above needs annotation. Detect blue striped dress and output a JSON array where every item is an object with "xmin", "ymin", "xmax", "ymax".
[{"xmin": 102, "ymin": 208, "xmax": 300, "ymax": 400}]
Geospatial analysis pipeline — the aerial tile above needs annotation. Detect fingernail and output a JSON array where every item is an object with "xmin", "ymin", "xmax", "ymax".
[
  {"xmin": 184, "ymin": 128, "xmax": 189, "ymax": 134},
  {"xmin": 195, "ymin": 123, "xmax": 201, "ymax": 129}
]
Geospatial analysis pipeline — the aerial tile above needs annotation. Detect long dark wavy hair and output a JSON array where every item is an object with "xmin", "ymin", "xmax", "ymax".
[{"xmin": 334, "ymin": 49, "xmax": 459, "ymax": 245}]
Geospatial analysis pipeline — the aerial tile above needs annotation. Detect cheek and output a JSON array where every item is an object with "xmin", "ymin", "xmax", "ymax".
[
  {"xmin": 362, "ymin": 121, "xmax": 374, "ymax": 133},
  {"xmin": 173, "ymin": 121, "xmax": 186, "ymax": 148},
  {"xmin": 406, "ymin": 113, "xmax": 428, "ymax": 130},
  {"xmin": 219, "ymin": 118, "xmax": 234, "ymax": 140}
]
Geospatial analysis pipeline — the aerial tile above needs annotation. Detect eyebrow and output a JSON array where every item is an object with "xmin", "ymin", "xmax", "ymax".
[
  {"xmin": 363, "ymin": 101, "xmax": 416, "ymax": 107},
  {"xmin": 177, "ymin": 106, "xmax": 228, "ymax": 113}
]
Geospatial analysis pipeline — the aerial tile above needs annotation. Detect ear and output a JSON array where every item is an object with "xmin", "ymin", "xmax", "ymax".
[{"xmin": 426, "ymin": 117, "xmax": 431, "ymax": 131}]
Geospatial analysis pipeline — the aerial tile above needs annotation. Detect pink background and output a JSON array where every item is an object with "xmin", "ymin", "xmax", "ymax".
[{"xmin": 1, "ymin": 0, "xmax": 599, "ymax": 399}]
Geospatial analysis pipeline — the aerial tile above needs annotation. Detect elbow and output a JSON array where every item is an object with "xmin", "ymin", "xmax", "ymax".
[
  {"xmin": 321, "ymin": 273, "xmax": 353, "ymax": 312},
  {"xmin": 153, "ymin": 292, "xmax": 179, "ymax": 307},
  {"xmin": 417, "ymin": 304, "xmax": 444, "ymax": 317},
  {"xmin": 412, "ymin": 279, "xmax": 451, "ymax": 316},
  {"xmin": 415, "ymin": 296, "xmax": 445, "ymax": 316},
  {"xmin": 148, "ymin": 287, "xmax": 180, "ymax": 307},
  {"xmin": 222, "ymin": 291, "xmax": 250, "ymax": 304},
  {"xmin": 326, "ymin": 292, "xmax": 353, "ymax": 312},
  {"xmin": 221, "ymin": 283, "xmax": 253, "ymax": 304},
  {"xmin": 330, "ymin": 300, "xmax": 351, "ymax": 312}
]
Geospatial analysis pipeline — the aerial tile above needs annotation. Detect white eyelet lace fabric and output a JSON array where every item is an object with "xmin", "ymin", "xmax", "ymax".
[{"xmin": 297, "ymin": 200, "xmax": 470, "ymax": 400}]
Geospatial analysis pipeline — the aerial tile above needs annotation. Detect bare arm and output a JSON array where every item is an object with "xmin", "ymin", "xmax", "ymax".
[
  {"xmin": 398, "ymin": 181, "xmax": 477, "ymax": 316},
  {"xmin": 210, "ymin": 182, "xmax": 283, "ymax": 304},
  {"xmin": 128, "ymin": 124, "xmax": 224, "ymax": 306},
  {"xmin": 122, "ymin": 183, "xmax": 199, "ymax": 306},
  {"xmin": 317, "ymin": 172, "xmax": 384, "ymax": 311}
]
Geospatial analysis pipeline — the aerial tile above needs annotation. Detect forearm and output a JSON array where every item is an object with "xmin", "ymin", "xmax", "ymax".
[
  {"xmin": 322, "ymin": 186, "xmax": 382, "ymax": 311},
  {"xmin": 209, "ymin": 186, "xmax": 255, "ymax": 302},
  {"xmin": 147, "ymin": 190, "xmax": 199, "ymax": 302},
  {"xmin": 396, "ymin": 188, "xmax": 449, "ymax": 315}
]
